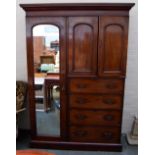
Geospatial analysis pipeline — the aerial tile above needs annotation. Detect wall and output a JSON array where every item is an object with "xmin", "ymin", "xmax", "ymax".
[{"xmin": 16, "ymin": 0, "xmax": 138, "ymax": 134}]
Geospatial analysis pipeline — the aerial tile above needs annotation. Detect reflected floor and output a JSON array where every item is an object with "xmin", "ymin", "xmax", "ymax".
[
  {"xmin": 36, "ymin": 107, "xmax": 60, "ymax": 136},
  {"xmin": 35, "ymin": 84, "xmax": 60, "ymax": 136}
]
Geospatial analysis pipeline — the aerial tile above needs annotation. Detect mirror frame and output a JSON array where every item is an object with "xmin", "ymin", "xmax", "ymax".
[{"xmin": 26, "ymin": 17, "xmax": 67, "ymax": 141}]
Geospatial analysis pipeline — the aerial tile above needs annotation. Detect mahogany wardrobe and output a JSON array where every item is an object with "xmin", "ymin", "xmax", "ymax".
[{"xmin": 20, "ymin": 3, "xmax": 135, "ymax": 151}]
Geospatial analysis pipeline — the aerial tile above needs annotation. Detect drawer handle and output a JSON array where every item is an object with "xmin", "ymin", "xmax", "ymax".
[
  {"xmin": 74, "ymin": 130, "xmax": 87, "ymax": 137},
  {"xmin": 103, "ymin": 99, "xmax": 115, "ymax": 104},
  {"xmin": 76, "ymin": 98, "xmax": 88, "ymax": 104},
  {"xmin": 75, "ymin": 115, "xmax": 87, "ymax": 120},
  {"xmin": 103, "ymin": 115, "xmax": 114, "ymax": 121},
  {"xmin": 106, "ymin": 83, "xmax": 117, "ymax": 89},
  {"xmin": 76, "ymin": 84, "xmax": 87, "ymax": 89},
  {"xmin": 102, "ymin": 132, "xmax": 113, "ymax": 140}
]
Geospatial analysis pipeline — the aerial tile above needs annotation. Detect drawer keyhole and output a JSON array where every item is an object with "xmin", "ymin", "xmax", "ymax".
[
  {"xmin": 76, "ymin": 98, "xmax": 88, "ymax": 104},
  {"xmin": 76, "ymin": 84, "xmax": 87, "ymax": 89},
  {"xmin": 106, "ymin": 83, "xmax": 116, "ymax": 89},
  {"xmin": 76, "ymin": 115, "xmax": 87, "ymax": 120},
  {"xmin": 103, "ymin": 99, "xmax": 115, "ymax": 104},
  {"xmin": 103, "ymin": 115, "xmax": 114, "ymax": 121},
  {"xmin": 74, "ymin": 130, "xmax": 87, "ymax": 137}
]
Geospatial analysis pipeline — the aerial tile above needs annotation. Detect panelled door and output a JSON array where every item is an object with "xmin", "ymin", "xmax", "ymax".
[
  {"xmin": 68, "ymin": 17, "xmax": 98, "ymax": 77},
  {"xmin": 98, "ymin": 16, "xmax": 129, "ymax": 77}
]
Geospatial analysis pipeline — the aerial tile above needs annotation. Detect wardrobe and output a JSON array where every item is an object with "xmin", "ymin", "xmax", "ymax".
[{"xmin": 20, "ymin": 3, "xmax": 134, "ymax": 151}]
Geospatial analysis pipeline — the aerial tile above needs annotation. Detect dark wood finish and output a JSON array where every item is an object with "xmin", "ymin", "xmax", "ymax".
[
  {"xmin": 30, "ymin": 140, "xmax": 122, "ymax": 151},
  {"xmin": 69, "ymin": 94, "xmax": 122, "ymax": 110},
  {"xmin": 20, "ymin": 4, "xmax": 134, "ymax": 18},
  {"xmin": 20, "ymin": 3, "xmax": 135, "ymax": 11},
  {"xmin": 69, "ymin": 79, "xmax": 124, "ymax": 93},
  {"xmin": 70, "ymin": 109, "xmax": 121, "ymax": 126},
  {"xmin": 20, "ymin": 3, "xmax": 134, "ymax": 151},
  {"xmin": 25, "ymin": 16, "xmax": 67, "ymax": 138},
  {"xmin": 24, "ymin": 11, "xmax": 130, "ymax": 18},
  {"xmin": 69, "ymin": 126, "xmax": 120, "ymax": 143},
  {"xmin": 20, "ymin": 3, "xmax": 135, "ymax": 18},
  {"xmin": 98, "ymin": 16, "xmax": 128, "ymax": 77},
  {"xmin": 68, "ymin": 17, "xmax": 98, "ymax": 77}
]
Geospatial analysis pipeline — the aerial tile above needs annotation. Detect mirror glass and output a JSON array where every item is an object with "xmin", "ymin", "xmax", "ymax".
[{"xmin": 33, "ymin": 25, "xmax": 60, "ymax": 137}]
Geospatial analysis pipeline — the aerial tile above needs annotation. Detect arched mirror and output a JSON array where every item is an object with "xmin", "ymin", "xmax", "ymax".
[{"xmin": 33, "ymin": 25, "xmax": 60, "ymax": 137}]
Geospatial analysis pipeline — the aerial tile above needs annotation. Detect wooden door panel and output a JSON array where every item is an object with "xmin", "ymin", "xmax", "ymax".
[
  {"xmin": 68, "ymin": 17, "xmax": 98, "ymax": 77},
  {"xmin": 25, "ymin": 17, "xmax": 67, "ymax": 139},
  {"xmin": 98, "ymin": 17, "xmax": 129, "ymax": 77}
]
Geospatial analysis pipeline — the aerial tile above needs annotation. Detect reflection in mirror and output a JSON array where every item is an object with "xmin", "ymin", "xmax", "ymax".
[{"xmin": 33, "ymin": 25, "xmax": 60, "ymax": 137}]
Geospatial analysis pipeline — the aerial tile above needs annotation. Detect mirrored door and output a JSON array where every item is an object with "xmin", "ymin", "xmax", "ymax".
[{"xmin": 33, "ymin": 24, "xmax": 60, "ymax": 137}]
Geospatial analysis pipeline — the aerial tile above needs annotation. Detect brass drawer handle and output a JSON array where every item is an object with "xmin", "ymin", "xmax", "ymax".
[
  {"xmin": 103, "ymin": 114, "xmax": 114, "ymax": 121},
  {"xmin": 102, "ymin": 132, "xmax": 113, "ymax": 140},
  {"xmin": 75, "ymin": 114, "xmax": 87, "ymax": 120},
  {"xmin": 73, "ymin": 130, "xmax": 87, "ymax": 137},
  {"xmin": 106, "ymin": 83, "xmax": 117, "ymax": 89},
  {"xmin": 103, "ymin": 99, "xmax": 115, "ymax": 104},
  {"xmin": 76, "ymin": 84, "xmax": 87, "ymax": 89}
]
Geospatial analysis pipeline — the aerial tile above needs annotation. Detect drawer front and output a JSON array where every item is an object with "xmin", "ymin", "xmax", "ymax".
[
  {"xmin": 70, "ymin": 110, "xmax": 121, "ymax": 126},
  {"xmin": 69, "ymin": 79, "xmax": 124, "ymax": 93},
  {"xmin": 70, "ymin": 126, "xmax": 120, "ymax": 143},
  {"xmin": 70, "ymin": 94, "xmax": 122, "ymax": 110}
]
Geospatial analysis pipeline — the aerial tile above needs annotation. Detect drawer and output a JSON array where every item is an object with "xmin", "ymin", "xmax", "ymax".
[
  {"xmin": 70, "ymin": 109, "xmax": 121, "ymax": 126},
  {"xmin": 69, "ymin": 79, "xmax": 124, "ymax": 93},
  {"xmin": 70, "ymin": 126, "xmax": 120, "ymax": 143},
  {"xmin": 69, "ymin": 94, "xmax": 122, "ymax": 110}
]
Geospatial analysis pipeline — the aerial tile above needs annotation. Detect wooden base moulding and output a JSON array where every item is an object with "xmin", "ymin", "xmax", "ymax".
[{"xmin": 30, "ymin": 140, "xmax": 122, "ymax": 151}]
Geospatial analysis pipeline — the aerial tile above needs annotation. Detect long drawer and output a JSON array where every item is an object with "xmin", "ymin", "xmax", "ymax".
[
  {"xmin": 69, "ymin": 94, "xmax": 122, "ymax": 110},
  {"xmin": 70, "ymin": 109, "xmax": 121, "ymax": 126},
  {"xmin": 69, "ymin": 126, "xmax": 120, "ymax": 143},
  {"xmin": 69, "ymin": 79, "xmax": 124, "ymax": 93}
]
